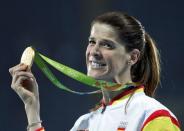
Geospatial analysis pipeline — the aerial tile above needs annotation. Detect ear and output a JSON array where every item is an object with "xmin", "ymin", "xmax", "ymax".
[{"xmin": 128, "ymin": 49, "xmax": 140, "ymax": 65}]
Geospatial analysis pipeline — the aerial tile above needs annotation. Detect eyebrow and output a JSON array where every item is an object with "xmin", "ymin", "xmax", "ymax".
[
  {"xmin": 88, "ymin": 37, "xmax": 95, "ymax": 41},
  {"xmin": 101, "ymin": 39, "xmax": 114, "ymax": 44},
  {"xmin": 88, "ymin": 37, "xmax": 115, "ymax": 44}
]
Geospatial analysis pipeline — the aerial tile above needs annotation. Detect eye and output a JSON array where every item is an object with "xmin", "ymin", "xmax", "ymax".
[
  {"xmin": 88, "ymin": 40, "xmax": 96, "ymax": 45},
  {"xmin": 101, "ymin": 42, "xmax": 114, "ymax": 49}
]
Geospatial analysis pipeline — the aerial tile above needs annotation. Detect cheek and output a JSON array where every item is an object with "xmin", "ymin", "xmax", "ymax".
[
  {"xmin": 110, "ymin": 52, "xmax": 128, "ymax": 70},
  {"xmin": 85, "ymin": 46, "xmax": 90, "ymax": 59}
]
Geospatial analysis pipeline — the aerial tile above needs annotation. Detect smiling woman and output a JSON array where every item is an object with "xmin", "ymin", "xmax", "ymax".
[
  {"xmin": 86, "ymin": 23, "xmax": 131, "ymax": 82},
  {"xmin": 9, "ymin": 11, "xmax": 180, "ymax": 131}
]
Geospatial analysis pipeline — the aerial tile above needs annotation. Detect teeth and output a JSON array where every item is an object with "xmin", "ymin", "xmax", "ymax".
[{"xmin": 91, "ymin": 61, "xmax": 106, "ymax": 69}]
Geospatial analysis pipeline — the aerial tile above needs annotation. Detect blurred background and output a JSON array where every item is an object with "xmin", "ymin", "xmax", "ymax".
[{"xmin": 0, "ymin": 0, "xmax": 183, "ymax": 130}]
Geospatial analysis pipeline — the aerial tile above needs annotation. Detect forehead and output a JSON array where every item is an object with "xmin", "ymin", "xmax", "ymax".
[{"xmin": 90, "ymin": 23, "xmax": 119, "ymax": 41}]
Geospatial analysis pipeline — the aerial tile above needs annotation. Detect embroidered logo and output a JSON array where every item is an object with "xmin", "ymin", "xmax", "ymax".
[{"xmin": 117, "ymin": 121, "xmax": 128, "ymax": 131}]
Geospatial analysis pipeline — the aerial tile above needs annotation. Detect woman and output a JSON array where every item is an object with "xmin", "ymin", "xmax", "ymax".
[{"xmin": 9, "ymin": 12, "xmax": 180, "ymax": 131}]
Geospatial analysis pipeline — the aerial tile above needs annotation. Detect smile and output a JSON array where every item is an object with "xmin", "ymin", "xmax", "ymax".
[{"xmin": 89, "ymin": 61, "xmax": 107, "ymax": 69}]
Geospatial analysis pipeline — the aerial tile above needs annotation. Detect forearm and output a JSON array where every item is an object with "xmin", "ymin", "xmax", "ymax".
[{"xmin": 25, "ymin": 100, "xmax": 43, "ymax": 131}]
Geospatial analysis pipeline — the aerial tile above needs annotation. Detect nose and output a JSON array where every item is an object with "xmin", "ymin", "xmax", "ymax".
[{"xmin": 90, "ymin": 44, "xmax": 102, "ymax": 59}]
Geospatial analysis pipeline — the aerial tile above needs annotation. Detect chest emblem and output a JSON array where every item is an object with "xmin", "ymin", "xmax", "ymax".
[{"xmin": 117, "ymin": 121, "xmax": 128, "ymax": 131}]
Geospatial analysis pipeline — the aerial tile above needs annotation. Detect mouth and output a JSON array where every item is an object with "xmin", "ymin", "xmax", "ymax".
[{"xmin": 89, "ymin": 61, "xmax": 107, "ymax": 69}]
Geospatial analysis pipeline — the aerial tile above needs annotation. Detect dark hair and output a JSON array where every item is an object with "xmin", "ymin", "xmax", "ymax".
[{"xmin": 91, "ymin": 12, "xmax": 161, "ymax": 97}]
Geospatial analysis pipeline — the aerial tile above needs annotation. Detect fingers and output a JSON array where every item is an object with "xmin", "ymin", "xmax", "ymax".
[
  {"xmin": 11, "ymin": 71, "xmax": 33, "ymax": 90},
  {"xmin": 12, "ymin": 75, "xmax": 27, "ymax": 91},
  {"xmin": 9, "ymin": 63, "xmax": 39, "ymax": 104},
  {"xmin": 12, "ymin": 76, "xmax": 35, "ymax": 103},
  {"xmin": 9, "ymin": 63, "xmax": 28, "ymax": 76},
  {"xmin": 12, "ymin": 71, "xmax": 35, "ymax": 85}
]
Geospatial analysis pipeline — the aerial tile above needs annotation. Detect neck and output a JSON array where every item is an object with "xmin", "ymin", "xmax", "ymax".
[{"xmin": 101, "ymin": 71, "xmax": 132, "ymax": 105}]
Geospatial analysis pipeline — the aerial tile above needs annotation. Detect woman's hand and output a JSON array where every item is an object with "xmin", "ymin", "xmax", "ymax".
[
  {"xmin": 9, "ymin": 63, "xmax": 42, "ymax": 130},
  {"xmin": 9, "ymin": 63, "xmax": 39, "ymax": 105}
]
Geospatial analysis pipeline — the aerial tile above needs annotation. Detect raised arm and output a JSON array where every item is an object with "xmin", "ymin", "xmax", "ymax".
[{"xmin": 9, "ymin": 64, "xmax": 44, "ymax": 131}]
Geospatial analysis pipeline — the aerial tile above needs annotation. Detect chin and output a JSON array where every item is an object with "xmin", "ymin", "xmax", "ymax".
[{"xmin": 87, "ymin": 71, "xmax": 112, "ymax": 80}]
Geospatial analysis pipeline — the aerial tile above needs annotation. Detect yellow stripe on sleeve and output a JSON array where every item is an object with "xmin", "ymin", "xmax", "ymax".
[{"xmin": 142, "ymin": 116, "xmax": 180, "ymax": 131}]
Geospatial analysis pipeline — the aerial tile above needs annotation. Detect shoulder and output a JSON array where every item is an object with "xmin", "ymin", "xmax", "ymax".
[
  {"xmin": 134, "ymin": 94, "xmax": 181, "ymax": 131},
  {"xmin": 137, "ymin": 94, "xmax": 169, "ymax": 111},
  {"xmin": 73, "ymin": 113, "xmax": 91, "ymax": 126},
  {"xmin": 70, "ymin": 112, "xmax": 92, "ymax": 131},
  {"xmin": 131, "ymin": 92, "xmax": 176, "ymax": 114},
  {"xmin": 128, "ymin": 92, "xmax": 170, "ymax": 115}
]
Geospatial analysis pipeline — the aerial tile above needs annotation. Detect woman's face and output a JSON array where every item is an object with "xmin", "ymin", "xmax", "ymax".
[{"xmin": 86, "ymin": 23, "xmax": 131, "ymax": 81}]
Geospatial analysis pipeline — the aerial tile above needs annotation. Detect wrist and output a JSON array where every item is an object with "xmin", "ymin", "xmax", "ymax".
[
  {"xmin": 35, "ymin": 127, "xmax": 45, "ymax": 131},
  {"xmin": 27, "ymin": 121, "xmax": 42, "ymax": 131},
  {"xmin": 25, "ymin": 100, "xmax": 40, "ymax": 124}
]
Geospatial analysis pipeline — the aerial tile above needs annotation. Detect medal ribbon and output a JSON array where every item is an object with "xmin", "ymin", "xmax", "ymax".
[{"xmin": 33, "ymin": 48, "xmax": 135, "ymax": 95}]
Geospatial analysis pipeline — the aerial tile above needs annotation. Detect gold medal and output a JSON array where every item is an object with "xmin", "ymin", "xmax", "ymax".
[{"xmin": 20, "ymin": 47, "xmax": 35, "ymax": 68}]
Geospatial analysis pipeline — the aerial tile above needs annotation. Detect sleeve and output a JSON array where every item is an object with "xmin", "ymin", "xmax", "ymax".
[{"xmin": 141, "ymin": 109, "xmax": 181, "ymax": 131}]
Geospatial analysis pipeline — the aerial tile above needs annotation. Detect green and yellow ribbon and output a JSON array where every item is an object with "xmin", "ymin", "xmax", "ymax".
[{"xmin": 33, "ymin": 48, "xmax": 135, "ymax": 95}]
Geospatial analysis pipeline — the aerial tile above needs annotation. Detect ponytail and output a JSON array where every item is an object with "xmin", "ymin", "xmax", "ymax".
[{"xmin": 131, "ymin": 32, "xmax": 161, "ymax": 97}]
